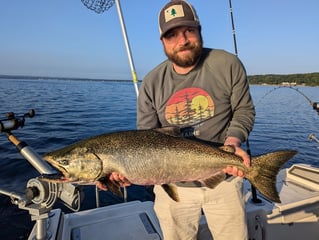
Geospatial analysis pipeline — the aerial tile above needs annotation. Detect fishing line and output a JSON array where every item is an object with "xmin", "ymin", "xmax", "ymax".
[
  {"xmin": 249, "ymin": 86, "xmax": 312, "ymax": 203},
  {"xmin": 253, "ymin": 85, "xmax": 319, "ymax": 152},
  {"xmin": 254, "ymin": 86, "xmax": 315, "ymax": 108}
]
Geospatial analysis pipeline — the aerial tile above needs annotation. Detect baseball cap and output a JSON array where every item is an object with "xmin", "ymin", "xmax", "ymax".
[{"xmin": 158, "ymin": 0, "xmax": 200, "ymax": 39}]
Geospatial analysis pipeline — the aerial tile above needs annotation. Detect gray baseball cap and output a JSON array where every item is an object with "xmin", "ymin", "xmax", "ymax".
[{"xmin": 158, "ymin": 0, "xmax": 200, "ymax": 39}]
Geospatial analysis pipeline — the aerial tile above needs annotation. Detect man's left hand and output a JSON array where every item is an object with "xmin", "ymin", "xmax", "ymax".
[{"xmin": 223, "ymin": 136, "xmax": 250, "ymax": 177}]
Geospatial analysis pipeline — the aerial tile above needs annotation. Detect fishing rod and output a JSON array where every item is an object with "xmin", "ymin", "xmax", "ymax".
[
  {"xmin": 0, "ymin": 110, "xmax": 81, "ymax": 208},
  {"xmin": 0, "ymin": 109, "xmax": 83, "ymax": 239},
  {"xmin": 0, "ymin": 109, "xmax": 56, "ymax": 174},
  {"xmin": 255, "ymin": 85, "xmax": 319, "ymax": 114},
  {"xmin": 228, "ymin": 0, "xmax": 238, "ymax": 56},
  {"xmin": 228, "ymin": 0, "xmax": 319, "ymax": 203},
  {"xmin": 228, "ymin": 0, "xmax": 262, "ymax": 203},
  {"xmin": 281, "ymin": 86, "xmax": 319, "ymax": 114}
]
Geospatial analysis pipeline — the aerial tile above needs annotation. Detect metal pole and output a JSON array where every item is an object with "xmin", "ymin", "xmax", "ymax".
[
  {"xmin": 115, "ymin": 0, "xmax": 139, "ymax": 97},
  {"xmin": 228, "ymin": 0, "xmax": 261, "ymax": 203},
  {"xmin": 36, "ymin": 218, "xmax": 48, "ymax": 240},
  {"xmin": 228, "ymin": 0, "xmax": 238, "ymax": 56},
  {"xmin": 7, "ymin": 133, "xmax": 57, "ymax": 175}
]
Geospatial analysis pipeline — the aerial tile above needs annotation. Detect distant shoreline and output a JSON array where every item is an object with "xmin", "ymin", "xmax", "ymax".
[
  {"xmin": 1, "ymin": 72, "xmax": 318, "ymax": 86},
  {"xmin": 0, "ymin": 74, "xmax": 134, "ymax": 83}
]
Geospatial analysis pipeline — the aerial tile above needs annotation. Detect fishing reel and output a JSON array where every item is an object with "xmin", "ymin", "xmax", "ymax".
[
  {"xmin": 0, "ymin": 109, "xmax": 35, "ymax": 132},
  {"xmin": 0, "ymin": 109, "xmax": 83, "ymax": 211},
  {"xmin": 0, "ymin": 110, "xmax": 83, "ymax": 240},
  {"xmin": 312, "ymin": 102, "xmax": 319, "ymax": 115},
  {"xmin": 25, "ymin": 178, "xmax": 82, "ymax": 211}
]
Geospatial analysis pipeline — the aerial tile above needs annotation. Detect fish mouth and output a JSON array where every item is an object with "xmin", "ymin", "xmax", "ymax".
[
  {"xmin": 40, "ymin": 160, "xmax": 73, "ymax": 182},
  {"xmin": 44, "ymin": 158, "xmax": 70, "ymax": 179},
  {"xmin": 38, "ymin": 172, "xmax": 71, "ymax": 182}
]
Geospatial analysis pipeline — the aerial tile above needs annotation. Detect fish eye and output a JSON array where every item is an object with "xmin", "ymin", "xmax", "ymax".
[{"xmin": 58, "ymin": 160, "xmax": 69, "ymax": 166}]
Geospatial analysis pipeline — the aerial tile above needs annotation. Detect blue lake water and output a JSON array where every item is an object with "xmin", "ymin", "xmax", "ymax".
[{"xmin": 0, "ymin": 78, "xmax": 318, "ymax": 239}]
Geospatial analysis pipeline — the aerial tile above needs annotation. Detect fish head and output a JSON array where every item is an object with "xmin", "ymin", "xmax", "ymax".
[{"xmin": 43, "ymin": 146, "xmax": 103, "ymax": 182}]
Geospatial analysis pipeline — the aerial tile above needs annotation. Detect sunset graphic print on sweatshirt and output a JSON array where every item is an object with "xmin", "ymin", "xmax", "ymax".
[{"xmin": 164, "ymin": 87, "xmax": 215, "ymax": 126}]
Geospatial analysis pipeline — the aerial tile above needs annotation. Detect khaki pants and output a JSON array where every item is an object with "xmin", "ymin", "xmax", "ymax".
[{"xmin": 154, "ymin": 177, "xmax": 247, "ymax": 240}]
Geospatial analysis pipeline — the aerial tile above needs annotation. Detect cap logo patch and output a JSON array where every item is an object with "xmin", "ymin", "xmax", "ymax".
[{"xmin": 164, "ymin": 5, "xmax": 184, "ymax": 22}]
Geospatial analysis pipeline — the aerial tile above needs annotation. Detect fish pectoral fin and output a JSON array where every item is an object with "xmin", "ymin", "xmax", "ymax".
[
  {"xmin": 219, "ymin": 145, "xmax": 235, "ymax": 154},
  {"xmin": 154, "ymin": 127, "xmax": 182, "ymax": 137},
  {"xmin": 202, "ymin": 172, "xmax": 227, "ymax": 189},
  {"xmin": 99, "ymin": 178, "xmax": 123, "ymax": 198},
  {"xmin": 161, "ymin": 184, "xmax": 179, "ymax": 202}
]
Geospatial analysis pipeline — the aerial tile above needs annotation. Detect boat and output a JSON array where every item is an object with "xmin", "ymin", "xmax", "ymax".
[
  {"xmin": 1, "ymin": 106, "xmax": 319, "ymax": 240},
  {"xmin": 1, "ymin": 1, "xmax": 319, "ymax": 239}
]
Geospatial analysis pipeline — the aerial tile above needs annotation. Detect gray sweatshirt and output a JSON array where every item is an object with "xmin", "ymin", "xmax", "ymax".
[{"xmin": 137, "ymin": 48, "xmax": 255, "ymax": 144}]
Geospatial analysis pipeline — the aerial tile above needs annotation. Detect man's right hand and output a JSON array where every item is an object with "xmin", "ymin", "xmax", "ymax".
[{"xmin": 96, "ymin": 172, "xmax": 131, "ymax": 191}]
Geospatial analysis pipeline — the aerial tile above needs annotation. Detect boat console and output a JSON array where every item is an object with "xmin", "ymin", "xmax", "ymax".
[{"xmin": 246, "ymin": 164, "xmax": 319, "ymax": 240}]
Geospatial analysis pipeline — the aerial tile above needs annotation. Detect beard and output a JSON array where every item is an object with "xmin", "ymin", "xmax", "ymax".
[{"xmin": 164, "ymin": 40, "xmax": 203, "ymax": 68}]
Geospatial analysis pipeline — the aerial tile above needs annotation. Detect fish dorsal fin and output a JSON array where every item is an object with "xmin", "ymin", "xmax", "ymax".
[
  {"xmin": 219, "ymin": 145, "xmax": 235, "ymax": 154},
  {"xmin": 162, "ymin": 183, "xmax": 179, "ymax": 201},
  {"xmin": 202, "ymin": 171, "xmax": 227, "ymax": 189},
  {"xmin": 154, "ymin": 127, "xmax": 182, "ymax": 137}
]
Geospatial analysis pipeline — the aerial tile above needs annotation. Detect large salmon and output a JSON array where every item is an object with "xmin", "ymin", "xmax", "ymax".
[{"xmin": 41, "ymin": 128, "xmax": 297, "ymax": 203}]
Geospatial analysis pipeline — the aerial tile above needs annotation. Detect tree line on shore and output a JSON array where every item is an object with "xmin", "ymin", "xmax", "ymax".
[
  {"xmin": 248, "ymin": 72, "xmax": 319, "ymax": 86},
  {"xmin": 1, "ymin": 72, "xmax": 319, "ymax": 86}
]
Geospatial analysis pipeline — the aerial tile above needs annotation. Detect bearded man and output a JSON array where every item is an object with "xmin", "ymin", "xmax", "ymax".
[{"xmin": 137, "ymin": 1, "xmax": 255, "ymax": 239}]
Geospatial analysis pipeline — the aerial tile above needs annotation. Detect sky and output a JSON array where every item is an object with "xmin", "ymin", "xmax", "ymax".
[{"xmin": 0, "ymin": 0, "xmax": 318, "ymax": 80}]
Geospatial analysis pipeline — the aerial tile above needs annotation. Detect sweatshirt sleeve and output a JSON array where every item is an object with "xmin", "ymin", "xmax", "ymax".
[
  {"xmin": 137, "ymin": 79, "xmax": 161, "ymax": 130},
  {"xmin": 226, "ymin": 57, "xmax": 255, "ymax": 142}
]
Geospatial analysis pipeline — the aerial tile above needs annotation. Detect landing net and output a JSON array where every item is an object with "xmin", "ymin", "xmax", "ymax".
[
  {"xmin": 80, "ymin": 0, "xmax": 139, "ymax": 96},
  {"xmin": 81, "ymin": 0, "xmax": 115, "ymax": 14}
]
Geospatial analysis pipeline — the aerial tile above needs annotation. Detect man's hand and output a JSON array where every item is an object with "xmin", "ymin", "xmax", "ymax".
[
  {"xmin": 109, "ymin": 172, "xmax": 131, "ymax": 186},
  {"xmin": 96, "ymin": 172, "xmax": 131, "ymax": 191},
  {"xmin": 223, "ymin": 136, "xmax": 250, "ymax": 177}
]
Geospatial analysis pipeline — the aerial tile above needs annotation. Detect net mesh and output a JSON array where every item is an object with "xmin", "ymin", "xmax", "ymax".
[{"xmin": 81, "ymin": 0, "xmax": 115, "ymax": 14}]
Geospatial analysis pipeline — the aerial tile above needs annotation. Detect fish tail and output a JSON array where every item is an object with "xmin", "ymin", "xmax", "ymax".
[{"xmin": 247, "ymin": 150, "xmax": 297, "ymax": 203}]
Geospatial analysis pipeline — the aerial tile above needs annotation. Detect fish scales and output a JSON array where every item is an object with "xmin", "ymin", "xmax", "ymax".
[
  {"xmin": 42, "ymin": 128, "xmax": 297, "ymax": 203},
  {"xmin": 96, "ymin": 131, "xmax": 239, "ymax": 183}
]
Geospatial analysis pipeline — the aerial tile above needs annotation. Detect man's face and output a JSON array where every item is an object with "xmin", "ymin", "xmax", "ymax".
[{"xmin": 162, "ymin": 26, "xmax": 203, "ymax": 68}]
